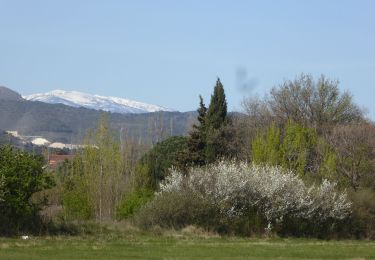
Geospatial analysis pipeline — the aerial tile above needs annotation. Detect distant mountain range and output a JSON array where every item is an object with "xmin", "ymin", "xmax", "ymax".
[
  {"xmin": 0, "ymin": 86, "xmax": 23, "ymax": 101},
  {"xmin": 24, "ymin": 89, "xmax": 175, "ymax": 114},
  {"xmin": 0, "ymin": 86, "xmax": 196, "ymax": 145}
]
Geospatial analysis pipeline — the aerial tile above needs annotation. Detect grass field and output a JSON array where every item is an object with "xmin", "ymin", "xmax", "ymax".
[{"xmin": 1, "ymin": 233, "xmax": 375, "ymax": 259}]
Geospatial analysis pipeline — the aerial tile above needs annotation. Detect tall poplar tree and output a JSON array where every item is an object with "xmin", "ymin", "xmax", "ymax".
[{"xmin": 62, "ymin": 114, "xmax": 128, "ymax": 222}]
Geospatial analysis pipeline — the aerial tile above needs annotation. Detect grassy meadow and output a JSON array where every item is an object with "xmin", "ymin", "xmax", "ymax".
[{"xmin": 1, "ymin": 233, "xmax": 375, "ymax": 259}]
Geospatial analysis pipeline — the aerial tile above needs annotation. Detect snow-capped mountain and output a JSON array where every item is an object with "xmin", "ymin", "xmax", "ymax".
[{"xmin": 24, "ymin": 90, "xmax": 175, "ymax": 114}]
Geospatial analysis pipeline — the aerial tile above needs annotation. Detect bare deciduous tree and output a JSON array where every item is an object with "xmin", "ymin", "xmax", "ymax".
[
  {"xmin": 326, "ymin": 122, "xmax": 375, "ymax": 190},
  {"xmin": 243, "ymin": 74, "xmax": 364, "ymax": 132}
]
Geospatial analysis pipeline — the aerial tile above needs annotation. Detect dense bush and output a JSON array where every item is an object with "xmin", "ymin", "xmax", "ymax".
[
  {"xmin": 61, "ymin": 175, "xmax": 93, "ymax": 221},
  {"xmin": 136, "ymin": 161, "xmax": 351, "ymax": 236},
  {"xmin": 136, "ymin": 136, "xmax": 188, "ymax": 189},
  {"xmin": 349, "ymin": 189, "xmax": 375, "ymax": 239},
  {"xmin": 0, "ymin": 145, "xmax": 53, "ymax": 235},
  {"xmin": 116, "ymin": 188, "xmax": 154, "ymax": 219},
  {"xmin": 135, "ymin": 190, "xmax": 218, "ymax": 230}
]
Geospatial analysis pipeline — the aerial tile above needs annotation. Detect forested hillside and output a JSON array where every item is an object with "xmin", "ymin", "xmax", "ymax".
[{"xmin": 0, "ymin": 98, "xmax": 195, "ymax": 144}]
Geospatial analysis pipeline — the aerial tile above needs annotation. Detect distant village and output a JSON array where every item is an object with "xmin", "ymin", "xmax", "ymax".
[{"xmin": 6, "ymin": 130, "xmax": 79, "ymax": 170}]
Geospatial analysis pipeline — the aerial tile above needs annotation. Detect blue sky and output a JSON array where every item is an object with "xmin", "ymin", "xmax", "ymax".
[{"xmin": 1, "ymin": 0, "xmax": 374, "ymax": 117}]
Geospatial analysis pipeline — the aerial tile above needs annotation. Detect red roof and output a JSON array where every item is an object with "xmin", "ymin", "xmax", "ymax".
[{"xmin": 48, "ymin": 154, "xmax": 75, "ymax": 169}]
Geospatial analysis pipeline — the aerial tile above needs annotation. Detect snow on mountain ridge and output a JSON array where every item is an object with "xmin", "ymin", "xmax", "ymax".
[{"xmin": 24, "ymin": 90, "xmax": 175, "ymax": 114}]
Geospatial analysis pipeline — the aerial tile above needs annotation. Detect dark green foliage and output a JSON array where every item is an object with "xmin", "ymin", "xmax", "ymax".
[
  {"xmin": 185, "ymin": 96, "xmax": 207, "ymax": 166},
  {"xmin": 182, "ymin": 78, "xmax": 234, "ymax": 166},
  {"xmin": 137, "ymin": 136, "xmax": 188, "ymax": 189},
  {"xmin": 205, "ymin": 79, "xmax": 231, "ymax": 163},
  {"xmin": 205, "ymin": 78, "xmax": 228, "ymax": 130},
  {"xmin": 205, "ymin": 124, "xmax": 235, "ymax": 163},
  {"xmin": 275, "ymin": 216, "xmax": 349, "ymax": 239},
  {"xmin": 0, "ymin": 145, "xmax": 53, "ymax": 235},
  {"xmin": 60, "ymin": 156, "xmax": 93, "ymax": 221},
  {"xmin": 61, "ymin": 177, "xmax": 93, "ymax": 221},
  {"xmin": 116, "ymin": 188, "xmax": 154, "ymax": 219}
]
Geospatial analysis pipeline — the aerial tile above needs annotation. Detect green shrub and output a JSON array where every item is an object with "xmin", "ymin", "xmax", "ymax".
[
  {"xmin": 135, "ymin": 191, "xmax": 218, "ymax": 231},
  {"xmin": 135, "ymin": 190, "xmax": 265, "ymax": 236},
  {"xmin": 137, "ymin": 136, "xmax": 188, "ymax": 189},
  {"xmin": 116, "ymin": 188, "xmax": 154, "ymax": 219},
  {"xmin": 62, "ymin": 177, "xmax": 93, "ymax": 221},
  {"xmin": 0, "ymin": 145, "xmax": 53, "ymax": 235},
  {"xmin": 349, "ymin": 189, "xmax": 375, "ymax": 239}
]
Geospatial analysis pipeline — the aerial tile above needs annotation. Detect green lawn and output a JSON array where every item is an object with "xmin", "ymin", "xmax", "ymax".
[{"xmin": 1, "ymin": 235, "xmax": 375, "ymax": 259}]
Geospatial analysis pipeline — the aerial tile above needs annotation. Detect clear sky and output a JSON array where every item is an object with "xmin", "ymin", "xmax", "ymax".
[{"xmin": 1, "ymin": 0, "xmax": 374, "ymax": 118}]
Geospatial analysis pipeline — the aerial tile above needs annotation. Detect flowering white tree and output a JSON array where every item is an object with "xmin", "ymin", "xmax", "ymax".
[{"xmin": 160, "ymin": 161, "xmax": 351, "ymax": 228}]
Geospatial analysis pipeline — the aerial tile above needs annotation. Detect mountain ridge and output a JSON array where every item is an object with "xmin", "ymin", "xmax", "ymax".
[
  {"xmin": 0, "ymin": 86, "xmax": 196, "ymax": 145},
  {"xmin": 0, "ymin": 98, "xmax": 195, "ymax": 144},
  {"xmin": 24, "ymin": 89, "xmax": 175, "ymax": 114},
  {"xmin": 0, "ymin": 86, "xmax": 23, "ymax": 101}
]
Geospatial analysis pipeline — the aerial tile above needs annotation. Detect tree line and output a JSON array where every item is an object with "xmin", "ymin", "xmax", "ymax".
[{"xmin": 1, "ymin": 74, "xmax": 374, "ymax": 238}]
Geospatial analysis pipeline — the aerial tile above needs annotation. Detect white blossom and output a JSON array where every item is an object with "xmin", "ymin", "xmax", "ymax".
[{"xmin": 159, "ymin": 161, "xmax": 351, "ymax": 224}]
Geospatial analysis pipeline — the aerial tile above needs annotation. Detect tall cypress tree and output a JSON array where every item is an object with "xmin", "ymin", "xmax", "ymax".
[
  {"xmin": 196, "ymin": 95, "xmax": 207, "ymax": 129},
  {"xmin": 205, "ymin": 78, "xmax": 230, "ymax": 163},
  {"xmin": 186, "ymin": 95, "xmax": 207, "ymax": 166},
  {"xmin": 180, "ymin": 78, "xmax": 231, "ymax": 166},
  {"xmin": 205, "ymin": 78, "xmax": 228, "ymax": 129}
]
